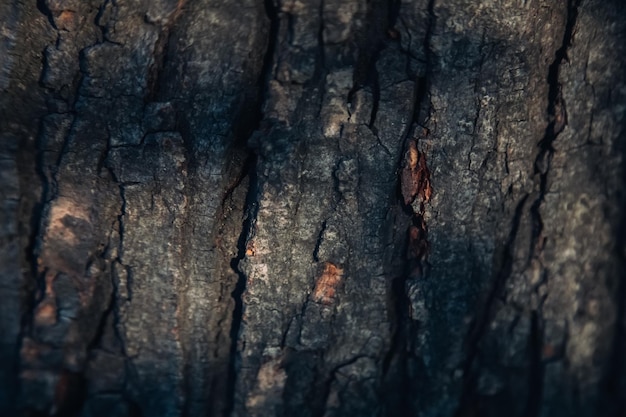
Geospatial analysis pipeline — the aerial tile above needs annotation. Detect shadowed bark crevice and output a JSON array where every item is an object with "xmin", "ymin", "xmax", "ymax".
[
  {"xmin": 523, "ymin": 311, "xmax": 543, "ymax": 417},
  {"xmin": 455, "ymin": 193, "xmax": 529, "ymax": 416},
  {"xmin": 523, "ymin": 2, "xmax": 579, "ymax": 413},
  {"xmin": 226, "ymin": 153, "xmax": 259, "ymax": 417},
  {"xmin": 225, "ymin": 1, "xmax": 279, "ymax": 415},
  {"xmin": 530, "ymin": 0, "xmax": 580, "ymax": 260},
  {"xmin": 382, "ymin": 0, "xmax": 437, "ymax": 414}
]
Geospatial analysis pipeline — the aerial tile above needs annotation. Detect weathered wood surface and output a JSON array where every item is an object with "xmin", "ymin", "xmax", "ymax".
[{"xmin": 1, "ymin": 0, "xmax": 625, "ymax": 416}]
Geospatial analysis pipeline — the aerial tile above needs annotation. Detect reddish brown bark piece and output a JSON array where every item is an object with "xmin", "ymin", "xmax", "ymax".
[
  {"xmin": 408, "ymin": 223, "xmax": 429, "ymax": 262},
  {"xmin": 401, "ymin": 139, "xmax": 432, "ymax": 207},
  {"xmin": 313, "ymin": 262, "xmax": 343, "ymax": 305}
]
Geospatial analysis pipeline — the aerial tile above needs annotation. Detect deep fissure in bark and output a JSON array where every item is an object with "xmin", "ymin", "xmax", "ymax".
[
  {"xmin": 262, "ymin": 0, "xmax": 280, "ymax": 87},
  {"xmin": 605, "ymin": 162, "xmax": 626, "ymax": 417},
  {"xmin": 13, "ymin": 3, "xmax": 116, "ymax": 414},
  {"xmin": 144, "ymin": 0, "xmax": 186, "ymax": 104},
  {"xmin": 348, "ymin": 0, "xmax": 390, "ymax": 112},
  {"xmin": 94, "ymin": 0, "xmax": 111, "ymax": 41},
  {"xmin": 530, "ymin": 0, "xmax": 579, "ymax": 259},
  {"xmin": 606, "ymin": 183, "xmax": 626, "ymax": 414},
  {"xmin": 524, "ymin": 311, "xmax": 544, "ymax": 417},
  {"xmin": 382, "ymin": 0, "xmax": 436, "ymax": 414},
  {"xmin": 314, "ymin": 0, "xmax": 326, "ymax": 81},
  {"xmin": 35, "ymin": 0, "xmax": 55, "ymax": 29},
  {"xmin": 524, "ymin": 2, "xmax": 579, "ymax": 413},
  {"xmin": 13, "ymin": 117, "xmax": 49, "ymax": 417},
  {"xmin": 22, "ymin": 118, "xmax": 49, "ymax": 318},
  {"xmin": 604, "ymin": 15, "xmax": 626, "ymax": 412},
  {"xmin": 226, "ymin": 154, "xmax": 259, "ymax": 417},
  {"xmin": 224, "ymin": 0, "xmax": 279, "ymax": 414},
  {"xmin": 455, "ymin": 193, "xmax": 529, "ymax": 416},
  {"xmin": 312, "ymin": 220, "xmax": 327, "ymax": 263},
  {"xmin": 455, "ymin": 2, "xmax": 581, "ymax": 413},
  {"xmin": 145, "ymin": 28, "xmax": 172, "ymax": 103}
]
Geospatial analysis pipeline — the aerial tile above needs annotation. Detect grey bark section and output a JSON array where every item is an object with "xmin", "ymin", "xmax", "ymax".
[
  {"xmin": 1, "ymin": 0, "xmax": 267, "ymax": 416},
  {"xmin": 0, "ymin": 0, "xmax": 625, "ymax": 417}
]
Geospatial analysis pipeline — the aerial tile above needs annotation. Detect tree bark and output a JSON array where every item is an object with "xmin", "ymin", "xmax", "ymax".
[{"xmin": 1, "ymin": 0, "xmax": 625, "ymax": 416}]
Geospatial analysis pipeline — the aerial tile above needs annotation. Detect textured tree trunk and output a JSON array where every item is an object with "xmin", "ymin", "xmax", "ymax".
[{"xmin": 1, "ymin": 0, "xmax": 625, "ymax": 416}]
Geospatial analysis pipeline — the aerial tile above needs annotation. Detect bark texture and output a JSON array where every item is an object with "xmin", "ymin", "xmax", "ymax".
[{"xmin": 1, "ymin": 0, "xmax": 625, "ymax": 416}]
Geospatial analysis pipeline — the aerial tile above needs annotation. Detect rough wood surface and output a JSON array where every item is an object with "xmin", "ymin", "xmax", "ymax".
[{"xmin": 1, "ymin": 0, "xmax": 625, "ymax": 416}]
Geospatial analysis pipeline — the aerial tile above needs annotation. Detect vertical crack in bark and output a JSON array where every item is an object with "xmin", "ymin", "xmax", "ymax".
[
  {"xmin": 115, "ymin": 179, "xmax": 129, "ymax": 298},
  {"xmin": 604, "ymin": 9, "xmax": 626, "ymax": 414},
  {"xmin": 606, "ymin": 184, "xmax": 626, "ymax": 413},
  {"xmin": 607, "ymin": 151, "xmax": 626, "ymax": 417},
  {"xmin": 455, "ymin": 193, "xmax": 529, "ymax": 416},
  {"xmin": 312, "ymin": 220, "xmax": 327, "ymax": 263},
  {"xmin": 15, "ymin": 3, "xmax": 119, "ymax": 413},
  {"xmin": 144, "ymin": 1, "xmax": 186, "ymax": 103},
  {"xmin": 12, "ymin": 109, "xmax": 49, "ymax": 417},
  {"xmin": 347, "ymin": 0, "xmax": 390, "ymax": 122},
  {"xmin": 145, "ymin": 28, "xmax": 173, "ymax": 103},
  {"xmin": 263, "ymin": 0, "xmax": 279, "ymax": 86},
  {"xmin": 530, "ymin": 0, "xmax": 579, "ymax": 261},
  {"xmin": 314, "ymin": 0, "xmax": 326, "ymax": 81},
  {"xmin": 368, "ymin": 66, "xmax": 381, "ymax": 129},
  {"xmin": 523, "ymin": 2, "xmax": 579, "ymax": 415},
  {"xmin": 224, "ymin": 1, "xmax": 278, "ymax": 415},
  {"xmin": 454, "ymin": 2, "xmax": 579, "ymax": 414},
  {"xmin": 23, "ymin": 118, "xmax": 50, "ymax": 322},
  {"xmin": 524, "ymin": 311, "xmax": 544, "ymax": 417},
  {"xmin": 35, "ymin": 0, "xmax": 56, "ymax": 29},
  {"xmin": 383, "ymin": 0, "xmax": 436, "ymax": 414},
  {"xmin": 103, "ymin": 143, "xmax": 130, "ymax": 355},
  {"xmin": 416, "ymin": 0, "xmax": 436, "ymax": 117},
  {"xmin": 94, "ymin": 0, "xmax": 115, "ymax": 44},
  {"xmin": 226, "ymin": 154, "xmax": 259, "ymax": 417},
  {"xmin": 86, "ymin": 171, "xmax": 122, "ymax": 357}
]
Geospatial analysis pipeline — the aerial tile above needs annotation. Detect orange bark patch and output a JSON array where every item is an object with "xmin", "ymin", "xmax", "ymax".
[
  {"xmin": 401, "ymin": 140, "xmax": 432, "ymax": 206},
  {"xmin": 56, "ymin": 10, "xmax": 78, "ymax": 31},
  {"xmin": 313, "ymin": 262, "xmax": 343, "ymax": 305},
  {"xmin": 48, "ymin": 201, "xmax": 83, "ymax": 246},
  {"xmin": 35, "ymin": 303, "xmax": 57, "ymax": 326},
  {"xmin": 246, "ymin": 240, "xmax": 256, "ymax": 256},
  {"xmin": 34, "ymin": 273, "xmax": 57, "ymax": 326},
  {"xmin": 39, "ymin": 197, "xmax": 92, "ymax": 276}
]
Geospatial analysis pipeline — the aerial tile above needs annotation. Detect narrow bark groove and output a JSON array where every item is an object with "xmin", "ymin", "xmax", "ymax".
[
  {"xmin": 225, "ymin": 1, "xmax": 279, "ymax": 413},
  {"xmin": 607, "ymin": 177, "xmax": 626, "ymax": 417},
  {"xmin": 227, "ymin": 154, "xmax": 259, "ymax": 417},
  {"xmin": 530, "ymin": 0, "xmax": 580, "ymax": 260},
  {"xmin": 263, "ymin": 0, "xmax": 280, "ymax": 88},
  {"xmin": 455, "ymin": 193, "xmax": 529, "ymax": 416},
  {"xmin": 607, "ymin": 178, "xmax": 626, "ymax": 414},
  {"xmin": 524, "ymin": 311, "xmax": 543, "ymax": 417},
  {"xmin": 523, "ymin": 4, "xmax": 580, "ymax": 414},
  {"xmin": 383, "ymin": 1, "xmax": 437, "ymax": 412}
]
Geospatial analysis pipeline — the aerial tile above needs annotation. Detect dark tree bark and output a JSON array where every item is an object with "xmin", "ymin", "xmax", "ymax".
[{"xmin": 1, "ymin": 0, "xmax": 625, "ymax": 416}]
